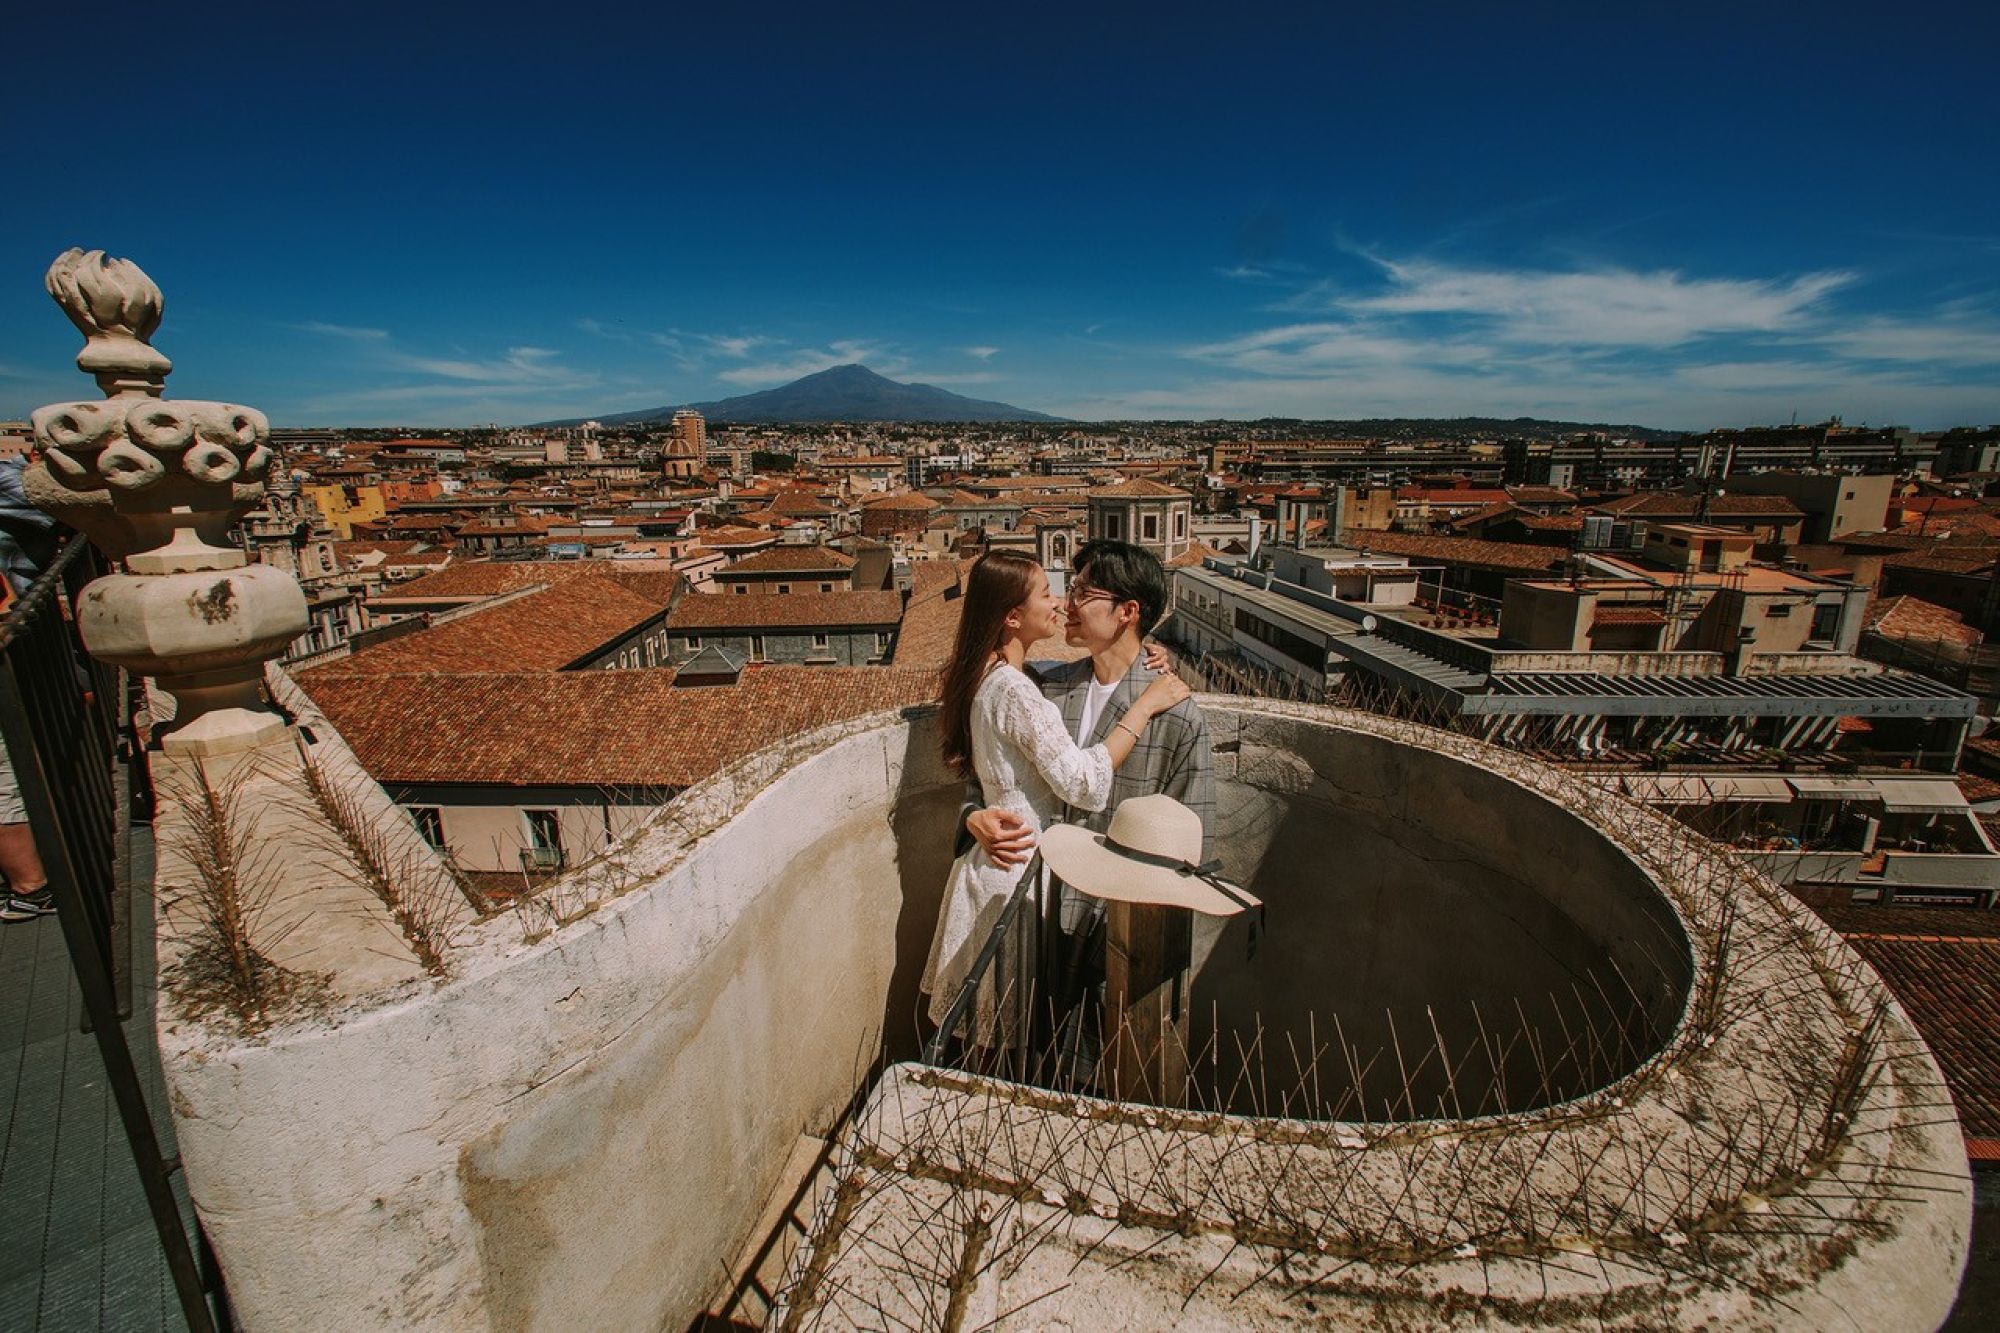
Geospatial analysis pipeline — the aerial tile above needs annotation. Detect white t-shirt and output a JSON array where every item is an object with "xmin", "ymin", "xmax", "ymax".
[{"xmin": 1076, "ymin": 676, "xmax": 1120, "ymax": 745}]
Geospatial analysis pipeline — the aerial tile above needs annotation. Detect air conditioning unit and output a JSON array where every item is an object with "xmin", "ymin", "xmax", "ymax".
[{"xmin": 520, "ymin": 846, "xmax": 565, "ymax": 872}]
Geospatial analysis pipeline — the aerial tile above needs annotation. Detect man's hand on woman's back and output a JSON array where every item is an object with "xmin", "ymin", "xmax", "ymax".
[{"xmin": 968, "ymin": 808, "xmax": 1035, "ymax": 868}]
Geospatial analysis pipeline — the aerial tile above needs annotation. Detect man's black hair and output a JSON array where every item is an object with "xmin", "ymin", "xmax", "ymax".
[{"xmin": 1072, "ymin": 538, "xmax": 1169, "ymax": 636}]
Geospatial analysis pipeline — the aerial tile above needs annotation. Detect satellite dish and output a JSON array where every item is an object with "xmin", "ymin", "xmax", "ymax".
[{"xmin": 1359, "ymin": 615, "xmax": 1379, "ymax": 633}]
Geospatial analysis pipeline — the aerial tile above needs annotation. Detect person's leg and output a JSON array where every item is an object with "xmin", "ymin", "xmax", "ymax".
[{"xmin": 0, "ymin": 753, "xmax": 51, "ymax": 920}]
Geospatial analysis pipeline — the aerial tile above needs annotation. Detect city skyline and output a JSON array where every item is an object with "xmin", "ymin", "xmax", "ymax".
[{"xmin": 4, "ymin": 2, "xmax": 1997, "ymax": 429}]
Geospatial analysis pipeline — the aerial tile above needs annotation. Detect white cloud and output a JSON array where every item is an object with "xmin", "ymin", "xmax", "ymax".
[
  {"xmin": 700, "ymin": 334, "xmax": 769, "ymax": 358},
  {"xmin": 717, "ymin": 340, "xmax": 900, "ymax": 387},
  {"xmin": 1326, "ymin": 259, "xmax": 1852, "ymax": 347},
  {"xmin": 1139, "ymin": 252, "xmax": 2000, "ymax": 427},
  {"xmin": 1815, "ymin": 314, "xmax": 2000, "ymax": 367},
  {"xmin": 387, "ymin": 345, "xmax": 579, "ymax": 384},
  {"xmin": 1187, "ymin": 322, "xmax": 1492, "ymax": 374},
  {"xmin": 574, "ymin": 317, "xmax": 634, "ymax": 342},
  {"xmin": 290, "ymin": 320, "xmax": 390, "ymax": 341},
  {"xmin": 907, "ymin": 371, "xmax": 1000, "ymax": 386},
  {"xmin": 963, "ymin": 346, "xmax": 1000, "ymax": 360}
]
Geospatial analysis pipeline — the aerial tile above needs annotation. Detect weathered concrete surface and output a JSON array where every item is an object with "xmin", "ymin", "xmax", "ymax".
[
  {"xmin": 783, "ymin": 703, "xmax": 1973, "ymax": 1331},
  {"xmin": 161, "ymin": 708, "xmax": 951, "ymax": 1331}
]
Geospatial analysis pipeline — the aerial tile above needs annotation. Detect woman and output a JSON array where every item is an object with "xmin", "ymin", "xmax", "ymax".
[{"xmin": 920, "ymin": 550, "xmax": 1190, "ymax": 1033}]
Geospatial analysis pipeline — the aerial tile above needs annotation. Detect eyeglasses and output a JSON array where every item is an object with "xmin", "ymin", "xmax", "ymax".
[{"xmin": 1067, "ymin": 586, "xmax": 1121, "ymax": 607}]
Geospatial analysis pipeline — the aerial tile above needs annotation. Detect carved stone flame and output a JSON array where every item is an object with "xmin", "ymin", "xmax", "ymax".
[{"xmin": 44, "ymin": 248, "xmax": 172, "ymax": 396}]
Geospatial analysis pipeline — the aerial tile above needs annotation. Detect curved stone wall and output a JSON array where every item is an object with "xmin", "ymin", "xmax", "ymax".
[
  {"xmin": 1192, "ymin": 706, "xmax": 1695, "ymax": 1116},
  {"xmin": 165, "ymin": 709, "xmax": 956, "ymax": 1331}
]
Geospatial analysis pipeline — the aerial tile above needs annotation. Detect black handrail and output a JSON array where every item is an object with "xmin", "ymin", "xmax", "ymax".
[
  {"xmin": 922, "ymin": 852, "xmax": 1049, "ymax": 1075},
  {"xmin": 0, "ymin": 534, "xmax": 226, "ymax": 1332}
]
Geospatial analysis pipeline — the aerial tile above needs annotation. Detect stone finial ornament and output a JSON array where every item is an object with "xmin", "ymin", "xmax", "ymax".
[
  {"xmin": 44, "ymin": 248, "xmax": 172, "ymax": 395},
  {"xmin": 28, "ymin": 248, "xmax": 308, "ymax": 755}
]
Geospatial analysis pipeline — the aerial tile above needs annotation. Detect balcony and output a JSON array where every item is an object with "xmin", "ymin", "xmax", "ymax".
[{"xmin": 143, "ymin": 699, "xmax": 1971, "ymax": 1331}]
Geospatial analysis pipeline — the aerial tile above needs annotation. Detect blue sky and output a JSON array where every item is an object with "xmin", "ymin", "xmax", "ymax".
[{"xmin": 4, "ymin": 3, "xmax": 1997, "ymax": 429}]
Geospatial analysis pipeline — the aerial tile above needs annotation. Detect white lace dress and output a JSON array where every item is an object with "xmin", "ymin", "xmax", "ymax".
[{"xmin": 921, "ymin": 661, "xmax": 1114, "ymax": 1032}]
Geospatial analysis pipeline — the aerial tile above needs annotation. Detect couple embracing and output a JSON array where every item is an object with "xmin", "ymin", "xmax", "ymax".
[{"xmin": 919, "ymin": 539, "xmax": 1217, "ymax": 1031}]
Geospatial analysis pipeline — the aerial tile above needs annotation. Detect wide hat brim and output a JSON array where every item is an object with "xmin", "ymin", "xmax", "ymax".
[{"xmin": 1040, "ymin": 824, "xmax": 1259, "ymax": 917}]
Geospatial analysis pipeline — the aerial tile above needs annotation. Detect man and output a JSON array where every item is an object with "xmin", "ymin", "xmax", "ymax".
[{"xmin": 963, "ymin": 538, "xmax": 1214, "ymax": 871}]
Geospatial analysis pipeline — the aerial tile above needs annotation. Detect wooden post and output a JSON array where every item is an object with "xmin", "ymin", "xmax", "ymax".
[{"xmin": 1102, "ymin": 902, "xmax": 1191, "ymax": 1105}]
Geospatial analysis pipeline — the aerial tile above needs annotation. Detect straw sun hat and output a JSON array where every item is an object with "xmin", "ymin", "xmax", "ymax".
[{"xmin": 1040, "ymin": 794, "xmax": 1262, "ymax": 918}]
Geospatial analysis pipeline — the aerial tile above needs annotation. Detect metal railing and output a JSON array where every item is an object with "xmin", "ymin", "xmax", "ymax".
[
  {"xmin": 2, "ymin": 538, "xmax": 121, "ymax": 993},
  {"xmin": 921, "ymin": 854, "xmax": 1104, "ymax": 1086},
  {"xmin": 919, "ymin": 854, "xmax": 1161, "ymax": 1101},
  {"xmin": 0, "ymin": 534, "xmax": 228, "ymax": 1332}
]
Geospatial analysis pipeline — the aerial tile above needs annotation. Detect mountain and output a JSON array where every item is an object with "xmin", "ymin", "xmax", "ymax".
[{"xmin": 578, "ymin": 364, "xmax": 1063, "ymax": 425}]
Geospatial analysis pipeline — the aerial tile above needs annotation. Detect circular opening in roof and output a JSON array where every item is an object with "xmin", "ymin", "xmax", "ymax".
[{"xmin": 930, "ymin": 711, "xmax": 1696, "ymax": 1121}]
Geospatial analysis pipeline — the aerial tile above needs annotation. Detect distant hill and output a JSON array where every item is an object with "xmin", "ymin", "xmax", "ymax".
[{"xmin": 555, "ymin": 364, "xmax": 1064, "ymax": 426}]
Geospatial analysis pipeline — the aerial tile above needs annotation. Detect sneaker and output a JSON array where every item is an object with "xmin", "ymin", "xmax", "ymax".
[{"xmin": 0, "ymin": 889, "xmax": 54, "ymax": 922}]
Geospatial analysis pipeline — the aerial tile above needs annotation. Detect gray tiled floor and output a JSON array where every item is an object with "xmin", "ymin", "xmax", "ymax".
[{"xmin": 0, "ymin": 835, "xmax": 196, "ymax": 1332}]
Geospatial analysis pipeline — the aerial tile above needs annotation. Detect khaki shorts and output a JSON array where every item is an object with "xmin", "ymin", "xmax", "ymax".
[{"xmin": 0, "ymin": 748, "xmax": 26, "ymax": 825}]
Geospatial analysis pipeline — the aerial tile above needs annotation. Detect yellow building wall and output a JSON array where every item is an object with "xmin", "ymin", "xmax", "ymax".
[{"xmin": 304, "ymin": 484, "xmax": 388, "ymax": 539}]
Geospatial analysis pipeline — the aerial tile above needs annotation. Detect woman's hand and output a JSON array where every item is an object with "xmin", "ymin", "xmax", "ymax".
[
  {"xmin": 1141, "ymin": 641, "xmax": 1175, "ymax": 673},
  {"xmin": 1134, "ymin": 672, "xmax": 1191, "ymax": 721}
]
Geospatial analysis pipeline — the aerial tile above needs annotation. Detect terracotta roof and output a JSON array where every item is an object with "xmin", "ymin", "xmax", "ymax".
[
  {"xmin": 334, "ymin": 539, "xmax": 423, "ymax": 558},
  {"xmin": 1507, "ymin": 486, "xmax": 1579, "ymax": 504},
  {"xmin": 697, "ymin": 526, "xmax": 780, "ymax": 549},
  {"xmin": 1594, "ymin": 493, "xmax": 1806, "ymax": 519},
  {"xmin": 714, "ymin": 545, "xmax": 857, "ymax": 574},
  {"xmin": 943, "ymin": 490, "xmax": 1022, "ymax": 510},
  {"xmin": 1592, "ymin": 606, "xmax": 1669, "ymax": 627},
  {"xmin": 1446, "ymin": 502, "xmax": 1526, "ymax": 529},
  {"xmin": 971, "ymin": 476, "xmax": 1091, "ymax": 492},
  {"xmin": 459, "ymin": 516, "xmax": 555, "ymax": 537},
  {"xmin": 1884, "ymin": 509, "xmax": 2000, "ymax": 542},
  {"xmin": 1865, "ymin": 595, "xmax": 1981, "ymax": 648},
  {"xmin": 1397, "ymin": 488, "xmax": 1511, "ymax": 506},
  {"xmin": 862, "ymin": 492, "xmax": 943, "ymax": 511},
  {"xmin": 309, "ymin": 579, "xmax": 670, "ymax": 675},
  {"xmin": 1341, "ymin": 531, "xmax": 1568, "ymax": 574},
  {"xmin": 300, "ymin": 666, "xmax": 936, "ymax": 789},
  {"xmin": 666, "ymin": 589, "xmax": 905, "ymax": 630},
  {"xmin": 1896, "ymin": 497, "xmax": 1980, "ymax": 516},
  {"xmin": 769, "ymin": 491, "xmax": 835, "ymax": 517},
  {"xmin": 1090, "ymin": 479, "xmax": 1188, "ymax": 500},
  {"xmin": 1166, "ymin": 540, "xmax": 1228, "ymax": 569},
  {"xmin": 1809, "ymin": 901, "xmax": 2000, "ymax": 1144},
  {"xmin": 1881, "ymin": 549, "xmax": 1998, "ymax": 576},
  {"xmin": 1957, "ymin": 773, "xmax": 2000, "ymax": 804},
  {"xmin": 382, "ymin": 560, "xmax": 622, "ymax": 600}
]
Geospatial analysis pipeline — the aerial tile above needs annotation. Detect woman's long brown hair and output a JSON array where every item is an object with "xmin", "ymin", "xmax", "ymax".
[{"xmin": 939, "ymin": 550, "xmax": 1041, "ymax": 778}]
